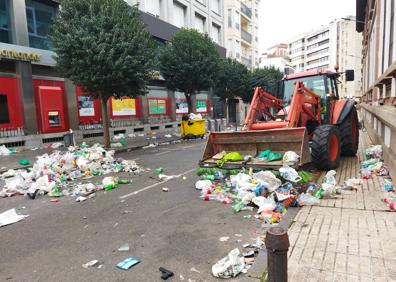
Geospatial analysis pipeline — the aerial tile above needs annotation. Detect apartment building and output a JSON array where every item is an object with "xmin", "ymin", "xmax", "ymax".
[
  {"xmin": 128, "ymin": 0, "xmax": 225, "ymax": 46},
  {"xmin": 356, "ymin": 0, "xmax": 396, "ymax": 179},
  {"xmin": 287, "ymin": 34, "xmax": 306, "ymax": 73},
  {"xmin": 259, "ymin": 44, "xmax": 292, "ymax": 73},
  {"xmin": 224, "ymin": 0, "xmax": 260, "ymax": 69},
  {"xmin": 286, "ymin": 17, "xmax": 362, "ymax": 98}
]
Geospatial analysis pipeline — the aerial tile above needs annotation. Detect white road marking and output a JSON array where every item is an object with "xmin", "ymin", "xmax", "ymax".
[
  {"xmin": 119, "ymin": 168, "xmax": 195, "ymax": 199},
  {"xmin": 154, "ymin": 150, "xmax": 171, "ymax": 156}
]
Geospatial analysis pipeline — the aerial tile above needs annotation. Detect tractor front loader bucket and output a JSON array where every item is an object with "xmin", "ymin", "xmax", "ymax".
[{"xmin": 199, "ymin": 127, "xmax": 311, "ymax": 170}]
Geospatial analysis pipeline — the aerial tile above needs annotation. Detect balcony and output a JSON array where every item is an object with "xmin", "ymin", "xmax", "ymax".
[
  {"xmin": 241, "ymin": 56, "xmax": 252, "ymax": 67},
  {"xmin": 241, "ymin": 2, "xmax": 252, "ymax": 19},
  {"xmin": 241, "ymin": 29, "xmax": 252, "ymax": 43}
]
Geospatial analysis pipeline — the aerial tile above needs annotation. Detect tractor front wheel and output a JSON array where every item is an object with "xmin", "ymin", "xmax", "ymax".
[
  {"xmin": 339, "ymin": 107, "xmax": 359, "ymax": 156},
  {"xmin": 311, "ymin": 125, "xmax": 341, "ymax": 170}
]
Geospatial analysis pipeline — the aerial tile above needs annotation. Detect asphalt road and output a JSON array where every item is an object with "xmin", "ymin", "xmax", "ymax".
[{"xmin": 0, "ymin": 140, "xmax": 295, "ymax": 282}]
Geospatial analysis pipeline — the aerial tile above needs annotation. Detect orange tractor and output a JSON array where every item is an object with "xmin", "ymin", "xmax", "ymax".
[{"xmin": 201, "ymin": 69, "xmax": 359, "ymax": 170}]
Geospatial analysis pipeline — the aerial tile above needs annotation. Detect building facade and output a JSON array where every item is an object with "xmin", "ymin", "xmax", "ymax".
[
  {"xmin": 224, "ymin": 0, "xmax": 260, "ymax": 69},
  {"xmin": 0, "ymin": 0, "xmax": 225, "ymax": 147},
  {"xmin": 356, "ymin": 0, "xmax": 396, "ymax": 179},
  {"xmin": 259, "ymin": 43, "xmax": 292, "ymax": 73},
  {"xmin": 285, "ymin": 17, "xmax": 363, "ymax": 98}
]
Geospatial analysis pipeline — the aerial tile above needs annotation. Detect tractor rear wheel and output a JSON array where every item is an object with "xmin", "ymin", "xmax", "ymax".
[
  {"xmin": 339, "ymin": 107, "xmax": 359, "ymax": 156},
  {"xmin": 311, "ymin": 125, "xmax": 341, "ymax": 170}
]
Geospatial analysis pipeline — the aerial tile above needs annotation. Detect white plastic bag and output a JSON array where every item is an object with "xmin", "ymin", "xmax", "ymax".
[
  {"xmin": 279, "ymin": 165, "xmax": 302, "ymax": 183},
  {"xmin": 0, "ymin": 208, "xmax": 29, "ymax": 227},
  {"xmin": 252, "ymin": 196, "xmax": 277, "ymax": 213},
  {"xmin": 195, "ymin": 180, "xmax": 212, "ymax": 190},
  {"xmin": 297, "ymin": 193, "xmax": 319, "ymax": 206},
  {"xmin": 253, "ymin": 171, "xmax": 282, "ymax": 191},
  {"xmin": 212, "ymin": 248, "xmax": 245, "ymax": 278},
  {"xmin": 282, "ymin": 151, "xmax": 300, "ymax": 163},
  {"xmin": 0, "ymin": 145, "xmax": 12, "ymax": 156},
  {"xmin": 323, "ymin": 170, "xmax": 337, "ymax": 186}
]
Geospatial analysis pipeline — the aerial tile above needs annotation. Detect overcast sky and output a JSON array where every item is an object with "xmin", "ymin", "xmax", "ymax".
[{"xmin": 258, "ymin": 0, "xmax": 356, "ymax": 52}]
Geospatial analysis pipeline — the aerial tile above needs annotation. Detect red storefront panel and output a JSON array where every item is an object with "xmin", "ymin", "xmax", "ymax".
[
  {"xmin": 0, "ymin": 77, "xmax": 23, "ymax": 130},
  {"xmin": 76, "ymin": 86, "xmax": 102, "ymax": 124},
  {"xmin": 33, "ymin": 80, "xmax": 69, "ymax": 133}
]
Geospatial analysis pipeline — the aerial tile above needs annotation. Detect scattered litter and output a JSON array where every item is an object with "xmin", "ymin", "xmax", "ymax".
[
  {"xmin": 118, "ymin": 243, "xmax": 130, "ymax": 252},
  {"xmin": 212, "ymin": 248, "xmax": 245, "ymax": 278},
  {"xmin": 76, "ymin": 196, "xmax": 87, "ymax": 202},
  {"xmin": 0, "ymin": 208, "xmax": 29, "ymax": 227},
  {"xmin": 234, "ymin": 234, "xmax": 243, "ymax": 237},
  {"xmin": 116, "ymin": 257, "xmax": 140, "ymax": 270},
  {"xmin": 297, "ymin": 193, "xmax": 319, "ymax": 206},
  {"xmin": 158, "ymin": 174, "xmax": 176, "ymax": 181},
  {"xmin": 282, "ymin": 151, "xmax": 299, "ymax": 163},
  {"xmin": 179, "ymin": 274, "xmax": 185, "ymax": 280},
  {"xmin": 159, "ymin": 267, "xmax": 174, "ymax": 280},
  {"xmin": 162, "ymin": 187, "xmax": 169, "ymax": 192},
  {"xmin": 219, "ymin": 236, "xmax": 230, "ymax": 242},
  {"xmin": 50, "ymin": 198, "xmax": 60, "ymax": 203},
  {"xmin": 0, "ymin": 145, "xmax": 12, "ymax": 156},
  {"xmin": 345, "ymin": 178, "xmax": 362, "ymax": 190},
  {"xmin": 384, "ymin": 180, "xmax": 394, "ymax": 192},
  {"xmin": 50, "ymin": 142, "xmax": 64, "ymax": 149},
  {"xmin": 155, "ymin": 167, "xmax": 164, "ymax": 175},
  {"xmin": 190, "ymin": 267, "xmax": 201, "ymax": 273},
  {"xmin": 82, "ymin": 260, "xmax": 99, "ymax": 268},
  {"xmin": 18, "ymin": 159, "xmax": 30, "ymax": 166}
]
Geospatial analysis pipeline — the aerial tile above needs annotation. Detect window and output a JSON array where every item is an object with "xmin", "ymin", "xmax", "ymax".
[
  {"xmin": 194, "ymin": 13, "xmax": 205, "ymax": 32},
  {"xmin": 0, "ymin": 94, "xmax": 10, "ymax": 124},
  {"xmin": 0, "ymin": 0, "xmax": 11, "ymax": 43},
  {"xmin": 145, "ymin": 0, "xmax": 160, "ymax": 16},
  {"xmin": 211, "ymin": 23, "xmax": 220, "ymax": 44},
  {"xmin": 212, "ymin": 0, "xmax": 220, "ymax": 14},
  {"xmin": 173, "ymin": 1, "xmax": 185, "ymax": 28},
  {"xmin": 26, "ymin": 0, "xmax": 57, "ymax": 50}
]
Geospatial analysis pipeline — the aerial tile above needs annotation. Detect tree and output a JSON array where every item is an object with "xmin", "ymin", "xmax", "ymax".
[
  {"xmin": 213, "ymin": 58, "xmax": 250, "ymax": 101},
  {"xmin": 50, "ymin": 0, "xmax": 155, "ymax": 147},
  {"xmin": 159, "ymin": 29, "xmax": 220, "ymax": 113},
  {"xmin": 241, "ymin": 66, "xmax": 284, "ymax": 103}
]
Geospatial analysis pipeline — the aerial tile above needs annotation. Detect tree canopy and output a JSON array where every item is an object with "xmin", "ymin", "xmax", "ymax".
[
  {"xmin": 213, "ymin": 58, "xmax": 250, "ymax": 101},
  {"xmin": 50, "ymin": 0, "xmax": 156, "ymax": 147},
  {"xmin": 159, "ymin": 28, "xmax": 220, "ymax": 112},
  {"xmin": 241, "ymin": 66, "xmax": 284, "ymax": 103},
  {"xmin": 50, "ymin": 0, "xmax": 156, "ymax": 100}
]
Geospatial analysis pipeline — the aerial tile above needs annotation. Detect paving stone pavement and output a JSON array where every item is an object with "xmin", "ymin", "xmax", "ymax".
[{"xmin": 288, "ymin": 132, "xmax": 396, "ymax": 282}]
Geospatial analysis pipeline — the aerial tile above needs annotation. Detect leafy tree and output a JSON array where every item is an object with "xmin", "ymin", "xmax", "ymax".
[
  {"xmin": 159, "ymin": 29, "xmax": 220, "ymax": 113},
  {"xmin": 50, "ymin": 0, "xmax": 156, "ymax": 147},
  {"xmin": 241, "ymin": 66, "xmax": 284, "ymax": 103},
  {"xmin": 214, "ymin": 58, "xmax": 250, "ymax": 101}
]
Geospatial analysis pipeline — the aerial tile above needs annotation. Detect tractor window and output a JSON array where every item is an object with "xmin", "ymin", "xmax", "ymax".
[{"xmin": 282, "ymin": 75, "xmax": 327, "ymax": 104}]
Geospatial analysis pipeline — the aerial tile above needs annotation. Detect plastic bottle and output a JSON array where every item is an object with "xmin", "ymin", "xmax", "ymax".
[{"xmin": 200, "ymin": 194, "xmax": 217, "ymax": 201}]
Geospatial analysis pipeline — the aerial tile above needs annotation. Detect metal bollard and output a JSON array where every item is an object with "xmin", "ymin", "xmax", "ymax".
[{"xmin": 265, "ymin": 227, "xmax": 290, "ymax": 282}]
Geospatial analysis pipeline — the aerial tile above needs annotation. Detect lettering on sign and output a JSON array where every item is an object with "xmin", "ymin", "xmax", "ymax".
[{"xmin": 0, "ymin": 49, "xmax": 41, "ymax": 62}]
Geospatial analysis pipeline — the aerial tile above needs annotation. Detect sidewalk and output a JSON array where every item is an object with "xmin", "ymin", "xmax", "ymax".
[{"xmin": 287, "ymin": 132, "xmax": 396, "ymax": 281}]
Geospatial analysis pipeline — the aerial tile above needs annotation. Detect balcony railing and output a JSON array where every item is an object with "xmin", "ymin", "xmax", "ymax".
[
  {"xmin": 241, "ymin": 56, "xmax": 252, "ymax": 67},
  {"xmin": 241, "ymin": 29, "xmax": 252, "ymax": 43},
  {"xmin": 241, "ymin": 2, "xmax": 252, "ymax": 19}
]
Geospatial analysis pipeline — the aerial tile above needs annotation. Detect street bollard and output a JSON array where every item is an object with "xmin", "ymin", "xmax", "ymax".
[{"xmin": 265, "ymin": 227, "xmax": 290, "ymax": 282}]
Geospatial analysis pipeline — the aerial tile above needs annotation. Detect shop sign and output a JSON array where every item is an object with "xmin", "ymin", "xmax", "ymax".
[
  {"xmin": 78, "ymin": 96, "xmax": 95, "ymax": 117},
  {"xmin": 0, "ymin": 49, "xmax": 41, "ymax": 62},
  {"xmin": 149, "ymin": 99, "xmax": 166, "ymax": 114},
  {"xmin": 176, "ymin": 100, "xmax": 188, "ymax": 114},
  {"xmin": 196, "ymin": 100, "xmax": 207, "ymax": 113},
  {"xmin": 112, "ymin": 98, "xmax": 136, "ymax": 116}
]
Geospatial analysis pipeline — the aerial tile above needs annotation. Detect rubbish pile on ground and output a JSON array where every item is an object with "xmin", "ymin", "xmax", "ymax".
[
  {"xmin": 0, "ymin": 145, "xmax": 16, "ymax": 156},
  {"xmin": 0, "ymin": 143, "xmax": 141, "ymax": 199},
  {"xmin": 359, "ymin": 145, "xmax": 395, "ymax": 211},
  {"xmin": 194, "ymin": 159, "xmax": 340, "ymax": 227}
]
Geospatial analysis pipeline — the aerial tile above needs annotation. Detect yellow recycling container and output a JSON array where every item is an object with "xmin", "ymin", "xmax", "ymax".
[{"xmin": 181, "ymin": 119, "xmax": 206, "ymax": 138}]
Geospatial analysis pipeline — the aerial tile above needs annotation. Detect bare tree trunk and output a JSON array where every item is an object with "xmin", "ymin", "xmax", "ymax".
[
  {"xmin": 100, "ymin": 95, "xmax": 110, "ymax": 148},
  {"xmin": 186, "ymin": 93, "xmax": 194, "ymax": 114}
]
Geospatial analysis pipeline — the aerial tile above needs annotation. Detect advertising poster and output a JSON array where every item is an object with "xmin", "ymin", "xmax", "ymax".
[
  {"xmin": 176, "ymin": 100, "xmax": 188, "ymax": 114},
  {"xmin": 149, "ymin": 99, "xmax": 167, "ymax": 115},
  {"xmin": 78, "ymin": 96, "xmax": 95, "ymax": 117},
  {"xmin": 112, "ymin": 98, "xmax": 136, "ymax": 116},
  {"xmin": 196, "ymin": 100, "xmax": 207, "ymax": 113}
]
